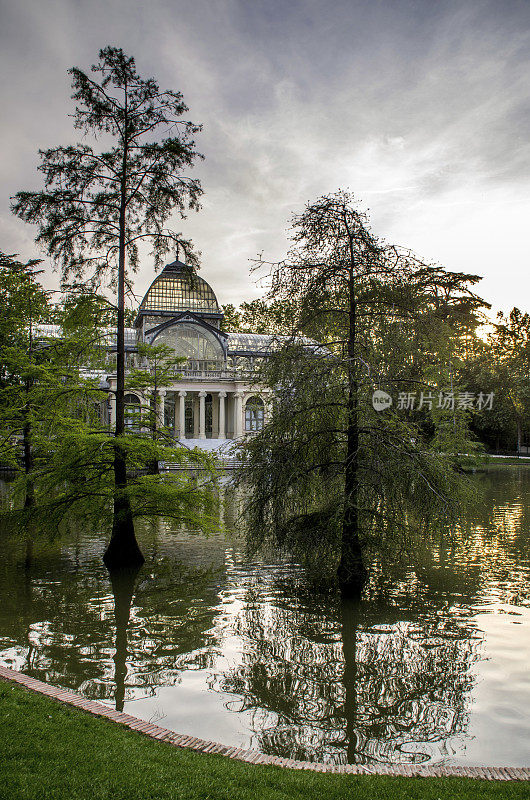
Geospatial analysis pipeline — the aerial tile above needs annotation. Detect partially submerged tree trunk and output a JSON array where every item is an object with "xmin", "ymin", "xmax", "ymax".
[
  {"xmin": 104, "ymin": 134, "xmax": 144, "ymax": 569},
  {"xmin": 104, "ymin": 442, "xmax": 144, "ymax": 569},
  {"xmin": 338, "ymin": 223, "xmax": 367, "ymax": 598}
]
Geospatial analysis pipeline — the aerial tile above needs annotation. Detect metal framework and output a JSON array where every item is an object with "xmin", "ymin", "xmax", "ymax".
[{"xmin": 140, "ymin": 274, "xmax": 219, "ymax": 314}]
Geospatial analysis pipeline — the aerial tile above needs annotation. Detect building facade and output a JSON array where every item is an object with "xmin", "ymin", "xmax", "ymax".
[{"xmin": 105, "ymin": 256, "xmax": 272, "ymax": 444}]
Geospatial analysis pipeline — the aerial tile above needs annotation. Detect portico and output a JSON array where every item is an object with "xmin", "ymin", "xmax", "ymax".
[{"xmin": 162, "ymin": 387, "xmax": 266, "ymax": 441}]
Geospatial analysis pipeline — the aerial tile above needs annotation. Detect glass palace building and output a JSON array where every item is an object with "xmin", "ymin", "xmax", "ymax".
[{"xmin": 107, "ymin": 255, "xmax": 272, "ymax": 442}]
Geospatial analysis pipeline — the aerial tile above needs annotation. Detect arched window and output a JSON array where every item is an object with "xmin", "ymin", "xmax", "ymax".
[
  {"xmin": 124, "ymin": 393, "xmax": 141, "ymax": 430},
  {"xmin": 154, "ymin": 323, "xmax": 223, "ymax": 362},
  {"xmin": 245, "ymin": 396, "xmax": 264, "ymax": 432}
]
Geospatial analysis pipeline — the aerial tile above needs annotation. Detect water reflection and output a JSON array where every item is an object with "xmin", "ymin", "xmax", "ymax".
[
  {"xmin": 209, "ymin": 577, "xmax": 482, "ymax": 764},
  {"xmin": 109, "ymin": 567, "xmax": 141, "ymax": 711},
  {"xmin": 0, "ymin": 470, "xmax": 528, "ymax": 766}
]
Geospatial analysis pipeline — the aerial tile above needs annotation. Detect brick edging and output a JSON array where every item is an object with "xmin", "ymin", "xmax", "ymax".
[{"xmin": 1, "ymin": 666, "xmax": 528, "ymax": 781}]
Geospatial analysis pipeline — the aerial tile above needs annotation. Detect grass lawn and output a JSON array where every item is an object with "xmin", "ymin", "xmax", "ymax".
[
  {"xmin": 0, "ymin": 681, "xmax": 528, "ymax": 800},
  {"xmin": 482, "ymin": 456, "xmax": 530, "ymax": 467}
]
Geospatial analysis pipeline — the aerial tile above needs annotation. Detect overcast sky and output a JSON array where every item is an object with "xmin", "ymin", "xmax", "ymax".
[{"xmin": 1, "ymin": 0, "xmax": 529, "ymax": 313}]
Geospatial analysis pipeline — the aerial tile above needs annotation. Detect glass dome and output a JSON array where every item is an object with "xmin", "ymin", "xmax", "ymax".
[{"xmin": 139, "ymin": 261, "xmax": 219, "ymax": 315}]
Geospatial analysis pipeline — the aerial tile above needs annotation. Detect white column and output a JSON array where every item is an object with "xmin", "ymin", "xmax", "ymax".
[
  {"xmin": 178, "ymin": 391, "xmax": 187, "ymax": 439},
  {"xmin": 108, "ymin": 394, "xmax": 116, "ymax": 427},
  {"xmin": 234, "ymin": 392, "xmax": 243, "ymax": 438},
  {"xmin": 158, "ymin": 390, "xmax": 166, "ymax": 428},
  {"xmin": 218, "ymin": 391, "xmax": 226, "ymax": 439},
  {"xmin": 199, "ymin": 390, "xmax": 207, "ymax": 439},
  {"xmin": 173, "ymin": 395, "xmax": 178, "ymax": 439}
]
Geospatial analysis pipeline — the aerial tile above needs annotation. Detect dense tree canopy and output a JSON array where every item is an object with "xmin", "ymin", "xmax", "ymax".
[
  {"xmin": 0, "ymin": 252, "xmax": 218, "ymax": 562},
  {"xmin": 239, "ymin": 192, "xmax": 487, "ymax": 596}
]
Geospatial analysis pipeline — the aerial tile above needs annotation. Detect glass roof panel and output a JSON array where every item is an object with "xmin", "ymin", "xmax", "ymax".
[
  {"xmin": 227, "ymin": 333, "xmax": 277, "ymax": 354},
  {"xmin": 154, "ymin": 323, "xmax": 224, "ymax": 360},
  {"xmin": 140, "ymin": 273, "xmax": 219, "ymax": 314},
  {"xmin": 227, "ymin": 332, "xmax": 324, "ymax": 355}
]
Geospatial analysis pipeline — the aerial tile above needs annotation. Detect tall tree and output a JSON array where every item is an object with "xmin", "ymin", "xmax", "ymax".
[
  {"xmin": 12, "ymin": 46, "xmax": 203, "ymax": 568},
  {"xmin": 0, "ymin": 253, "xmax": 49, "ymax": 515},
  {"xmin": 242, "ymin": 192, "xmax": 485, "ymax": 597}
]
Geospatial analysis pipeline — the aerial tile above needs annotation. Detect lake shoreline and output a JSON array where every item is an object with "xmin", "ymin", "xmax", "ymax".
[{"xmin": 1, "ymin": 666, "xmax": 529, "ymax": 783}]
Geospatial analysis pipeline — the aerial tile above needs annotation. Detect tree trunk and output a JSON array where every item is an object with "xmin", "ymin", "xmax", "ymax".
[
  {"xmin": 516, "ymin": 417, "xmax": 522, "ymax": 453},
  {"xmin": 104, "ymin": 442, "xmax": 144, "ymax": 568},
  {"xmin": 339, "ymin": 415, "xmax": 367, "ymax": 596},
  {"xmin": 22, "ymin": 416, "xmax": 35, "ymax": 510},
  {"xmin": 104, "ymin": 99, "xmax": 144, "ymax": 569},
  {"xmin": 338, "ymin": 232, "xmax": 367, "ymax": 598}
]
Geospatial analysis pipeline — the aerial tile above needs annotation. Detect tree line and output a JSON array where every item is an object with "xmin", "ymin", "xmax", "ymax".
[{"xmin": 223, "ymin": 257, "xmax": 530, "ymax": 456}]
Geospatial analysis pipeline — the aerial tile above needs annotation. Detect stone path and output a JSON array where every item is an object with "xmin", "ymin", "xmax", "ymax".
[{"xmin": 1, "ymin": 665, "xmax": 528, "ymax": 780}]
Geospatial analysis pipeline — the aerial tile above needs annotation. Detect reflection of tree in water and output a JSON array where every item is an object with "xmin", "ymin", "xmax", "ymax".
[
  {"xmin": 208, "ymin": 470, "xmax": 530, "ymax": 765},
  {"xmin": 109, "ymin": 567, "xmax": 141, "ymax": 711},
  {"xmin": 0, "ymin": 470, "xmax": 529, "ymax": 762},
  {"xmin": 212, "ymin": 574, "xmax": 482, "ymax": 764},
  {"xmin": 0, "ymin": 516, "xmax": 226, "ymax": 705}
]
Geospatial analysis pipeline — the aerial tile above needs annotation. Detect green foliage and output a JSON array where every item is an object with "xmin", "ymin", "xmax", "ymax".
[
  {"xmin": 238, "ymin": 298, "xmax": 298, "ymax": 334},
  {"xmin": 243, "ymin": 346, "xmax": 477, "ymax": 584},
  {"xmin": 0, "ymin": 253, "xmax": 48, "ymax": 356},
  {"xmin": 220, "ymin": 303, "xmax": 242, "ymax": 332},
  {"xmin": 240, "ymin": 192, "xmax": 485, "ymax": 586},
  {"xmin": 0, "ymin": 254, "xmax": 105, "ymax": 488},
  {"xmin": 462, "ymin": 308, "xmax": 530, "ymax": 451},
  {"xmin": 0, "ymin": 252, "xmax": 218, "ymax": 541},
  {"xmin": 221, "ymin": 298, "xmax": 298, "ymax": 334},
  {"xmin": 27, "ymin": 428, "xmax": 218, "ymax": 534},
  {"xmin": 11, "ymin": 46, "xmax": 203, "ymax": 283}
]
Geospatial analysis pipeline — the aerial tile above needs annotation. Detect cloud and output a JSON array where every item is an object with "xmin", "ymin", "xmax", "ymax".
[{"xmin": 1, "ymin": 0, "xmax": 529, "ymax": 312}]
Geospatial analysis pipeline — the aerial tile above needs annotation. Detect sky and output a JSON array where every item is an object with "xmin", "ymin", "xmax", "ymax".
[{"xmin": 0, "ymin": 0, "xmax": 529, "ymax": 313}]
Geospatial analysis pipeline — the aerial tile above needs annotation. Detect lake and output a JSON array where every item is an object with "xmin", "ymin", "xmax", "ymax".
[{"xmin": 0, "ymin": 469, "xmax": 529, "ymax": 767}]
